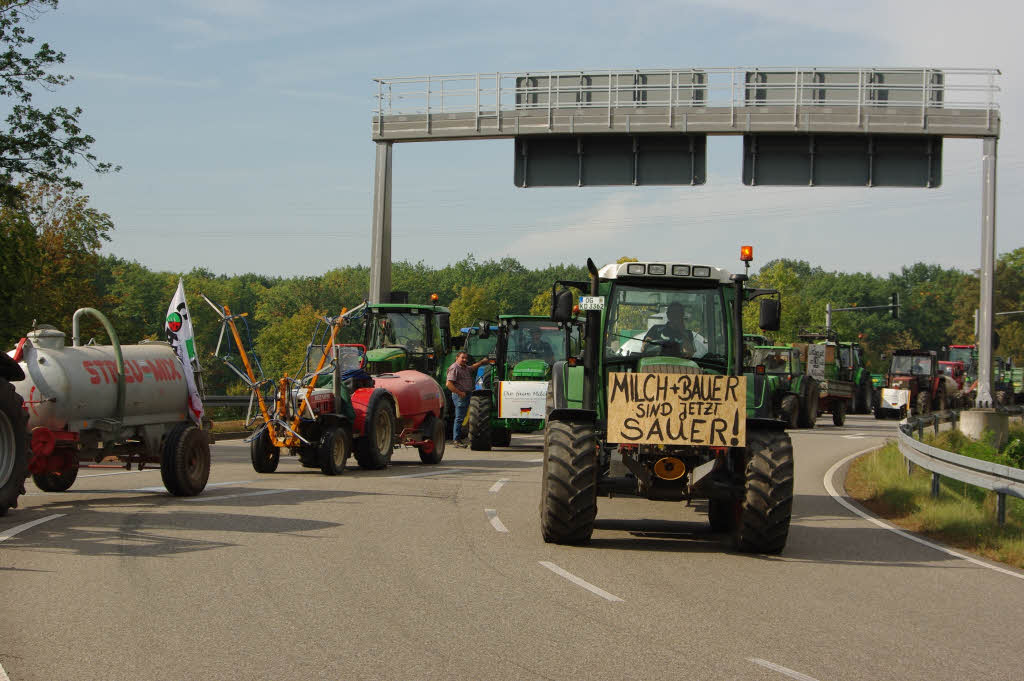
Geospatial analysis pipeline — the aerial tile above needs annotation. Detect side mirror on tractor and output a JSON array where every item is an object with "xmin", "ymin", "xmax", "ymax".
[
  {"xmin": 552, "ymin": 288, "xmax": 573, "ymax": 323},
  {"xmin": 437, "ymin": 312, "xmax": 450, "ymax": 334},
  {"xmin": 759, "ymin": 299, "xmax": 781, "ymax": 331}
]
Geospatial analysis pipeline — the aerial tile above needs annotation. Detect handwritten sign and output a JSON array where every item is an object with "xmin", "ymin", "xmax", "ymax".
[
  {"xmin": 607, "ymin": 372, "xmax": 746, "ymax": 446},
  {"xmin": 806, "ymin": 344, "xmax": 826, "ymax": 381}
]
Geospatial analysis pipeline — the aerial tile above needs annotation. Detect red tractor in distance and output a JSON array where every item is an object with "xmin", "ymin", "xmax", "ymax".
[
  {"xmin": 877, "ymin": 350, "xmax": 957, "ymax": 418},
  {"xmin": 938, "ymin": 360, "xmax": 967, "ymax": 408}
]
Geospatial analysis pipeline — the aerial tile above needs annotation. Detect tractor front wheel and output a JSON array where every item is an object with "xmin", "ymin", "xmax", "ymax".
[
  {"xmin": 318, "ymin": 425, "xmax": 352, "ymax": 476},
  {"xmin": 832, "ymin": 400, "xmax": 847, "ymax": 427},
  {"xmin": 708, "ymin": 498, "xmax": 740, "ymax": 533},
  {"xmin": 468, "ymin": 394, "xmax": 492, "ymax": 451},
  {"xmin": 916, "ymin": 391, "xmax": 931, "ymax": 417},
  {"xmin": 492, "ymin": 427, "xmax": 512, "ymax": 448},
  {"xmin": 540, "ymin": 419, "xmax": 598, "ymax": 544},
  {"xmin": 250, "ymin": 428, "xmax": 280, "ymax": 473},
  {"xmin": 734, "ymin": 430, "xmax": 794, "ymax": 554},
  {"xmin": 0, "ymin": 378, "xmax": 27, "ymax": 516},
  {"xmin": 780, "ymin": 395, "xmax": 799, "ymax": 429}
]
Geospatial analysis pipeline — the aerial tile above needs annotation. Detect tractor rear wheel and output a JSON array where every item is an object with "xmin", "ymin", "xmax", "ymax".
[
  {"xmin": 32, "ymin": 463, "xmax": 78, "ymax": 493},
  {"xmin": 468, "ymin": 394, "xmax": 492, "ymax": 451},
  {"xmin": 734, "ymin": 429, "xmax": 794, "ymax": 554},
  {"xmin": 0, "ymin": 378, "xmax": 27, "ymax": 516},
  {"xmin": 355, "ymin": 389, "xmax": 395, "ymax": 470},
  {"xmin": 799, "ymin": 387, "xmax": 818, "ymax": 429},
  {"xmin": 780, "ymin": 395, "xmax": 799, "ymax": 429},
  {"xmin": 492, "ymin": 427, "xmax": 512, "ymax": 448},
  {"xmin": 250, "ymin": 428, "xmax": 280, "ymax": 473},
  {"xmin": 916, "ymin": 391, "xmax": 931, "ymax": 417},
  {"xmin": 832, "ymin": 400, "xmax": 847, "ymax": 427},
  {"xmin": 856, "ymin": 379, "xmax": 873, "ymax": 415},
  {"xmin": 162, "ymin": 423, "xmax": 211, "ymax": 496},
  {"xmin": 318, "ymin": 425, "xmax": 351, "ymax": 476},
  {"xmin": 417, "ymin": 414, "xmax": 446, "ymax": 464},
  {"xmin": 540, "ymin": 419, "xmax": 598, "ymax": 544}
]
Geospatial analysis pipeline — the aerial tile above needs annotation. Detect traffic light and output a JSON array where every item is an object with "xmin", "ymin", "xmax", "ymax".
[{"xmin": 890, "ymin": 292, "xmax": 899, "ymax": 320}]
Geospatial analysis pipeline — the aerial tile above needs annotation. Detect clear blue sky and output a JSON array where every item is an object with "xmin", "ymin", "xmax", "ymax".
[{"xmin": 28, "ymin": 0, "xmax": 1023, "ymax": 277}]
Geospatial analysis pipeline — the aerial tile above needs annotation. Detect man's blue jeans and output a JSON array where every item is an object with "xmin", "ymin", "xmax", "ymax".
[{"xmin": 452, "ymin": 393, "xmax": 470, "ymax": 441}]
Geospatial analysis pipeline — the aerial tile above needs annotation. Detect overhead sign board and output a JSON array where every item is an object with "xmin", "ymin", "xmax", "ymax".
[{"xmin": 606, "ymin": 372, "xmax": 746, "ymax": 447}]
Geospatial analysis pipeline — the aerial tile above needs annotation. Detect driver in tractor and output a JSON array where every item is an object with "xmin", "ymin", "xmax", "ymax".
[
  {"xmin": 642, "ymin": 301, "xmax": 696, "ymax": 357},
  {"xmin": 525, "ymin": 327, "xmax": 555, "ymax": 364}
]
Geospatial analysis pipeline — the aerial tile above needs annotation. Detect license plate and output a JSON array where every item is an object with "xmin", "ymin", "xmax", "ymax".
[{"xmin": 578, "ymin": 296, "xmax": 604, "ymax": 311}]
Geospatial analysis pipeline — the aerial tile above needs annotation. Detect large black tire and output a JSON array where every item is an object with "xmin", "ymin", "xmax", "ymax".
[
  {"xmin": 161, "ymin": 423, "xmax": 211, "ymax": 496},
  {"xmin": 297, "ymin": 448, "xmax": 320, "ymax": 468},
  {"xmin": 417, "ymin": 414, "xmax": 446, "ymax": 464},
  {"xmin": 540, "ymin": 419, "xmax": 598, "ymax": 544},
  {"xmin": 916, "ymin": 391, "xmax": 931, "ymax": 417},
  {"xmin": 780, "ymin": 395, "xmax": 799, "ymax": 429},
  {"xmin": 355, "ymin": 389, "xmax": 395, "ymax": 470},
  {"xmin": 937, "ymin": 388, "xmax": 948, "ymax": 412},
  {"xmin": 0, "ymin": 378, "xmax": 28, "ymax": 516},
  {"xmin": 832, "ymin": 400, "xmax": 847, "ymax": 427},
  {"xmin": 444, "ymin": 392, "xmax": 455, "ymax": 440},
  {"xmin": 32, "ymin": 465, "xmax": 78, "ymax": 493},
  {"xmin": 798, "ymin": 387, "xmax": 818, "ymax": 429},
  {"xmin": 734, "ymin": 429, "xmax": 794, "ymax": 554},
  {"xmin": 319, "ymin": 425, "xmax": 352, "ymax": 476},
  {"xmin": 491, "ymin": 427, "xmax": 512, "ymax": 448},
  {"xmin": 708, "ymin": 498, "xmax": 739, "ymax": 533},
  {"xmin": 468, "ymin": 393, "xmax": 492, "ymax": 451},
  {"xmin": 250, "ymin": 428, "xmax": 280, "ymax": 473},
  {"xmin": 855, "ymin": 379, "xmax": 873, "ymax": 415}
]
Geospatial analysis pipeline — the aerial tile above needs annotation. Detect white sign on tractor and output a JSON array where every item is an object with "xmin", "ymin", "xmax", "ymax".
[{"xmin": 498, "ymin": 381, "xmax": 548, "ymax": 419}]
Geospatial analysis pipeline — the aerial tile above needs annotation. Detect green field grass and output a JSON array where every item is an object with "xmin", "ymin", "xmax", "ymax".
[{"xmin": 846, "ymin": 442, "xmax": 1024, "ymax": 569}]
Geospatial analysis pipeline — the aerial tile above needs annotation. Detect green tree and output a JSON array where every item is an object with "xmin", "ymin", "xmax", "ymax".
[
  {"xmin": 448, "ymin": 284, "xmax": 497, "ymax": 331},
  {"xmin": 1, "ymin": 1, "xmax": 117, "ymax": 207}
]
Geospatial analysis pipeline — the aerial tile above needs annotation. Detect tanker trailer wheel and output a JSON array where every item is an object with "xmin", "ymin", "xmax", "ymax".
[
  {"xmin": 162, "ymin": 423, "xmax": 211, "ymax": 496},
  {"xmin": 780, "ymin": 395, "xmax": 799, "ymax": 429},
  {"xmin": 32, "ymin": 463, "xmax": 78, "ymax": 493},
  {"xmin": 539, "ymin": 418, "xmax": 597, "ymax": 545},
  {"xmin": 318, "ymin": 425, "xmax": 352, "ymax": 476},
  {"xmin": 832, "ymin": 400, "xmax": 847, "ymax": 427},
  {"xmin": 250, "ymin": 428, "xmax": 280, "ymax": 473},
  {"xmin": 733, "ymin": 429, "xmax": 794, "ymax": 554},
  {"xmin": 417, "ymin": 413, "xmax": 446, "ymax": 465},
  {"xmin": 0, "ymin": 378, "xmax": 28, "ymax": 516},
  {"xmin": 468, "ymin": 394, "xmax": 492, "ymax": 451},
  {"xmin": 354, "ymin": 389, "xmax": 395, "ymax": 470}
]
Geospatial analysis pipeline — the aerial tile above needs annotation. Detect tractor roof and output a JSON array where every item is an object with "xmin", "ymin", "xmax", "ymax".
[
  {"xmin": 369, "ymin": 303, "xmax": 449, "ymax": 313},
  {"xmin": 598, "ymin": 261, "xmax": 733, "ymax": 284},
  {"xmin": 893, "ymin": 349, "xmax": 936, "ymax": 357},
  {"xmin": 498, "ymin": 314, "xmax": 549, "ymax": 321}
]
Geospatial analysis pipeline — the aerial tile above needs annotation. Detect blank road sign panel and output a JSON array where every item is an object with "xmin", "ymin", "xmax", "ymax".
[
  {"xmin": 514, "ymin": 134, "xmax": 706, "ymax": 187},
  {"xmin": 742, "ymin": 134, "xmax": 942, "ymax": 187}
]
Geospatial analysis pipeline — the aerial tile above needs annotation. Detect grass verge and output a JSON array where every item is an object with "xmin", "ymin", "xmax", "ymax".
[{"xmin": 846, "ymin": 442, "xmax": 1024, "ymax": 569}]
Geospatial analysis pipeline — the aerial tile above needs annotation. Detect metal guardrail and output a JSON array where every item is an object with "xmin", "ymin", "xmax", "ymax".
[
  {"xmin": 898, "ymin": 406, "xmax": 1024, "ymax": 524},
  {"xmin": 203, "ymin": 395, "xmax": 251, "ymax": 408},
  {"xmin": 374, "ymin": 66, "xmax": 1001, "ymax": 118}
]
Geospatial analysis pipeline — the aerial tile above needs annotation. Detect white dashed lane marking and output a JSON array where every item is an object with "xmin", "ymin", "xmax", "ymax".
[
  {"xmin": 0, "ymin": 514, "xmax": 65, "ymax": 543},
  {"xmin": 538, "ymin": 561, "xmax": 623, "ymax": 602},
  {"xmin": 484, "ymin": 509, "xmax": 509, "ymax": 533},
  {"xmin": 749, "ymin": 658, "xmax": 821, "ymax": 681},
  {"xmin": 489, "ymin": 478, "xmax": 509, "ymax": 493}
]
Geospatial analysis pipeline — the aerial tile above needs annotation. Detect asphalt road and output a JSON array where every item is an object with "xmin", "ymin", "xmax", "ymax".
[{"xmin": 2, "ymin": 415, "xmax": 1023, "ymax": 681}]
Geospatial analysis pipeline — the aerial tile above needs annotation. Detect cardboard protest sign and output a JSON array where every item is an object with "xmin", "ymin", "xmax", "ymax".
[{"xmin": 607, "ymin": 372, "xmax": 746, "ymax": 447}]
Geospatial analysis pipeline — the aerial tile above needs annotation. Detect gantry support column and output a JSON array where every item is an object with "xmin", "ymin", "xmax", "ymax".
[
  {"xmin": 369, "ymin": 141, "xmax": 393, "ymax": 304},
  {"xmin": 975, "ymin": 137, "xmax": 998, "ymax": 408}
]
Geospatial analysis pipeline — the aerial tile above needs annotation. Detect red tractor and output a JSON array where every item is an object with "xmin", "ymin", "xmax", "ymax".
[
  {"xmin": 938, "ymin": 360, "xmax": 967, "ymax": 408},
  {"xmin": 876, "ymin": 350, "xmax": 957, "ymax": 418}
]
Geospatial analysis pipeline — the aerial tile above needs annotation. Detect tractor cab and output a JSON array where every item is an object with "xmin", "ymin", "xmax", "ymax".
[
  {"xmin": 749, "ymin": 346, "xmax": 802, "ymax": 378},
  {"xmin": 362, "ymin": 303, "xmax": 450, "ymax": 378},
  {"xmin": 499, "ymin": 316, "xmax": 577, "ymax": 381},
  {"xmin": 947, "ymin": 344, "xmax": 978, "ymax": 383}
]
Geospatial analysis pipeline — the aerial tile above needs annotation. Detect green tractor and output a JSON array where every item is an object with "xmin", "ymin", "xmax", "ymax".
[
  {"xmin": 361, "ymin": 302, "xmax": 451, "ymax": 379},
  {"xmin": 542, "ymin": 254, "xmax": 794, "ymax": 554},
  {"xmin": 467, "ymin": 315, "xmax": 581, "ymax": 450},
  {"xmin": 837, "ymin": 341, "xmax": 874, "ymax": 414},
  {"xmin": 747, "ymin": 345, "xmax": 819, "ymax": 429}
]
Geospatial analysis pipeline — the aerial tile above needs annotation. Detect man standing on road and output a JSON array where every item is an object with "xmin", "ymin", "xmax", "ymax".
[{"xmin": 446, "ymin": 351, "xmax": 487, "ymax": 446}]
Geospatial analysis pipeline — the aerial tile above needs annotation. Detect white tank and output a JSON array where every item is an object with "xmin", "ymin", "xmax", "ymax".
[{"xmin": 12, "ymin": 327, "xmax": 189, "ymax": 432}]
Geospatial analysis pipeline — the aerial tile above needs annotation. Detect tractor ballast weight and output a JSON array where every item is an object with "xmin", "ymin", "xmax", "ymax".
[
  {"xmin": 541, "ymin": 252, "xmax": 794, "ymax": 554},
  {"xmin": 3, "ymin": 308, "xmax": 212, "ymax": 508}
]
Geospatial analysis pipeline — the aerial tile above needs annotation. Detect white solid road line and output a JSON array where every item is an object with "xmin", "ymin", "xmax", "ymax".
[
  {"xmin": 489, "ymin": 478, "xmax": 509, "ymax": 493},
  {"xmin": 79, "ymin": 469, "xmax": 155, "ymax": 478},
  {"xmin": 0, "ymin": 513, "xmax": 65, "ymax": 543},
  {"xmin": 749, "ymin": 658, "xmax": 821, "ymax": 681},
  {"xmin": 184, "ymin": 488, "xmax": 296, "ymax": 502},
  {"xmin": 538, "ymin": 561, "xmax": 624, "ymax": 602},
  {"xmin": 391, "ymin": 468, "xmax": 467, "ymax": 479},
  {"xmin": 484, "ymin": 509, "xmax": 509, "ymax": 533},
  {"xmin": 825, "ymin": 448, "xmax": 1024, "ymax": 581}
]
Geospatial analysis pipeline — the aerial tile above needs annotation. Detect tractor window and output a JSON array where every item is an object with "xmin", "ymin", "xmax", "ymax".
[
  {"xmin": 891, "ymin": 355, "xmax": 931, "ymax": 375},
  {"xmin": 466, "ymin": 333, "xmax": 497, "ymax": 358},
  {"xmin": 507, "ymin": 320, "xmax": 566, "ymax": 365},
  {"xmin": 750, "ymin": 348, "xmax": 791, "ymax": 374},
  {"xmin": 839, "ymin": 347, "xmax": 851, "ymax": 368},
  {"xmin": 368, "ymin": 312, "xmax": 428, "ymax": 353},
  {"xmin": 605, "ymin": 284, "xmax": 726, "ymax": 363}
]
